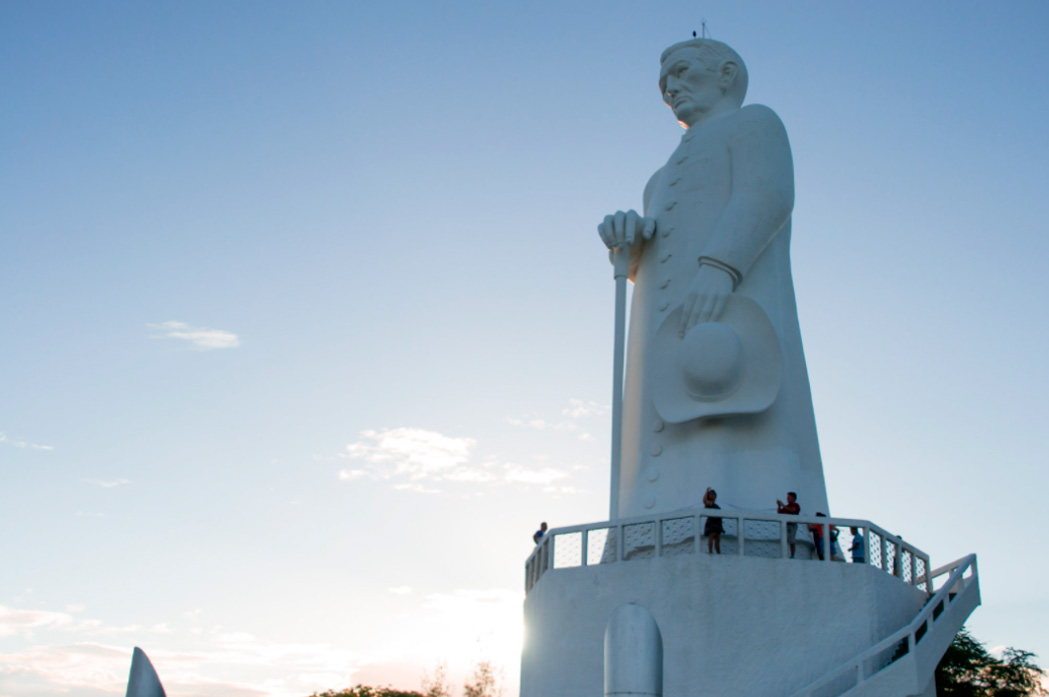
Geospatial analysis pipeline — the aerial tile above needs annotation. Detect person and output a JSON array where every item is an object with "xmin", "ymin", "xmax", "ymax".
[
  {"xmin": 776, "ymin": 491, "xmax": 800, "ymax": 558},
  {"xmin": 533, "ymin": 522, "xmax": 548, "ymax": 545},
  {"xmin": 702, "ymin": 487, "xmax": 724, "ymax": 554},
  {"xmin": 597, "ymin": 39, "xmax": 828, "ymax": 520},
  {"xmin": 809, "ymin": 512, "xmax": 827, "ymax": 561},
  {"xmin": 829, "ymin": 523, "xmax": 844, "ymax": 562},
  {"xmin": 849, "ymin": 526, "xmax": 865, "ymax": 564}
]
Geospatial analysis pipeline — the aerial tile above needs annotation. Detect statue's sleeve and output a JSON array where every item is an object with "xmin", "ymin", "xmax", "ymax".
[
  {"xmin": 700, "ymin": 105, "xmax": 794, "ymax": 280},
  {"xmin": 625, "ymin": 167, "xmax": 664, "ymax": 282}
]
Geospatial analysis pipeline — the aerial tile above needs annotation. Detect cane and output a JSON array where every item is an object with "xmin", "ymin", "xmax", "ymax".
[{"xmin": 609, "ymin": 245, "xmax": 630, "ymax": 519}]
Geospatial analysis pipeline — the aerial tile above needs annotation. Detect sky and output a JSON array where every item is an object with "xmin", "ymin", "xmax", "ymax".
[{"xmin": 2, "ymin": 1, "xmax": 1048, "ymax": 695}]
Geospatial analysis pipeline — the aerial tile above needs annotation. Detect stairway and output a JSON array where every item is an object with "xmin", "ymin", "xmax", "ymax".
[{"xmin": 789, "ymin": 554, "xmax": 980, "ymax": 697}]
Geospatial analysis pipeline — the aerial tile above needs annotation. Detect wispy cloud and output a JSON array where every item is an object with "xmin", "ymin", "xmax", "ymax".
[
  {"xmin": 147, "ymin": 321, "xmax": 240, "ymax": 350},
  {"xmin": 0, "ymin": 605, "xmax": 366, "ymax": 697},
  {"xmin": 506, "ymin": 399, "xmax": 610, "ymax": 434},
  {"xmin": 388, "ymin": 586, "xmax": 413, "ymax": 595},
  {"xmin": 338, "ymin": 428, "xmax": 572, "ymax": 493},
  {"xmin": 504, "ymin": 417, "xmax": 576, "ymax": 432},
  {"xmin": 0, "ymin": 606, "xmax": 75, "ymax": 638},
  {"xmin": 341, "ymin": 428, "xmax": 482, "ymax": 483},
  {"xmin": 0, "ymin": 432, "xmax": 54, "ymax": 450},
  {"xmin": 562, "ymin": 399, "xmax": 609, "ymax": 418},
  {"xmin": 503, "ymin": 464, "xmax": 569, "ymax": 485},
  {"xmin": 83, "ymin": 478, "xmax": 131, "ymax": 489}
]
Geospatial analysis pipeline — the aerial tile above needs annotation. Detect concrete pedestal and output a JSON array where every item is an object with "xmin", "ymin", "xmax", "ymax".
[{"xmin": 521, "ymin": 552, "xmax": 929, "ymax": 697}]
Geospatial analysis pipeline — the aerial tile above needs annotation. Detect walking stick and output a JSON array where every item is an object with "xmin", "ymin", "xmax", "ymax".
[{"xmin": 609, "ymin": 245, "xmax": 630, "ymax": 519}]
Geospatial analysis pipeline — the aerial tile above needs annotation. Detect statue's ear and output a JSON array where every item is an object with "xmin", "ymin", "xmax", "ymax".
[{"xmin": 718, "ymin": 61, "xmax": 739, "ymax": 92}]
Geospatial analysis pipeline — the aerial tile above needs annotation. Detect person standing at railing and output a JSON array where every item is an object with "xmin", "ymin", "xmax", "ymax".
[
  {"xmin": 829, "ymin": 523, "xmax": 845, "ymax": 561},
  {"xmin": 703, "ymin": 487, "xmax": 724, "ymax": 554},
  {"xmin": 776, "ymin": 491, "xmax": 800, "ymax": 558},
  {"xmin": 809, "ymin": 512, "xmax": 828, "ymax": 560},
  {"xmin": 533, "ymin": 522, "xmax": 548, "ymax": 544},
  {"xmin": 849, "ymin": 527, "xmax": 865, "ymax": 564}
]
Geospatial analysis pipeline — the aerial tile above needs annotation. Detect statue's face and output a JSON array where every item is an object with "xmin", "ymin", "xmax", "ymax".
[{"xmin": 660, "ymin": 47, "xmax": 725, "ymax": 128}]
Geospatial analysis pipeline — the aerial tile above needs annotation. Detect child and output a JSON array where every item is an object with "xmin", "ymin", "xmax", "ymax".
[{"xmin": 703, "ymin": 488, "xmax": 724, "ymax": 554}]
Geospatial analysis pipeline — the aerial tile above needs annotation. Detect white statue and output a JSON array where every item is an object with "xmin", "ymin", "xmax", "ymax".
[{"xmin": 598, "ymin": 39, "xmax": 828, "ymax": 518}]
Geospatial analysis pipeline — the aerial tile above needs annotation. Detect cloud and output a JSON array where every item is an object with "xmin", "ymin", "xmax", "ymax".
[
  {"xmin": 388, "ymin": 586, "xmax": 413, "ymax": 595},
  {"xmin": 562, "ymin": 399, "xmax": 609, "ymax": 418},
  {"xmin": 0, "ymin": 607, "xmax": 75, "ymax": 638},
  {"xmin": 0, "ymin": 606, "xmax": 366, "ymax": 697},
  {"xmin": 147, "ymin": 321, "xmax": 240, "ymax": 350},
  {"xmin": 338, "ymin": 428, "xmax": 572, "ymax": 492},
  {"xmin": 0, "ymin": 639, "xmax": 361, "ymax": 697},
  {"xmin": 504, "ymin": 417, "xmax": 576, "ymax": 432},
  {"xmin": 0, "ymin": 432, "xmax": 54, "ymax": 450},
  {"xmin": 84, "ymin": 478, "xmax": 131, "ymax": 488},
  {"xmin": 503, "ymin": 465, "xmax": 569, "ymax": 485},
  {"xmin": 340, "ymin": 428, "xmax": 484, "ymax": 485},
  {"xmin": 506, "ymin": 399, "xmax": 609, "ymax": 434}
]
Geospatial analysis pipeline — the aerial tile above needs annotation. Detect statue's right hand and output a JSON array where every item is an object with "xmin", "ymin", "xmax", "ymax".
[{"xmin": 597, "ymin": 210, "xmax": 655, "ymax": 251}]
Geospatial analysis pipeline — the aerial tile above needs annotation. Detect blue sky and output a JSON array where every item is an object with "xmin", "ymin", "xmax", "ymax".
[{"xmin": 3, "ymin": 1, "xmax": 1048, "ymax": 695}]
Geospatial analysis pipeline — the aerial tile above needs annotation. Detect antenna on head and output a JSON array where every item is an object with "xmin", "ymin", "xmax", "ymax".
[{"xmin": 701, "ymin": 20, "xmax": 709, "ymax": 38}]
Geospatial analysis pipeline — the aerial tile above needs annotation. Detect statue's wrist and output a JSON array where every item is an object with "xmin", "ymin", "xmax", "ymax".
[{"xmin": 697, "ymin": 256, "xmax": 742, "ymax": 290}]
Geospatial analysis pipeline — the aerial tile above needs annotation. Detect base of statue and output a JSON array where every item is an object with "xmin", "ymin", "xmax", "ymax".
[{"xmin": 520, "ymin": 513, "xmax": 979, "ymax": 697}]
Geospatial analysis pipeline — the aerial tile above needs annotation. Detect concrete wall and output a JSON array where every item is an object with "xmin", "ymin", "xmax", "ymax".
[{"xmin": 521, "ymin": 553, "xmax": 927, "ymax": 697}]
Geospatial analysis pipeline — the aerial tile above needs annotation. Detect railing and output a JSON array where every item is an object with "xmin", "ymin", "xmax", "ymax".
[
  {"xmin": 524, "ymin": 509, "xmax": 931, "ymax": 595},
  {"xmin": 788, "ymin": 554, "xmax": 978, "ymax": 697}
]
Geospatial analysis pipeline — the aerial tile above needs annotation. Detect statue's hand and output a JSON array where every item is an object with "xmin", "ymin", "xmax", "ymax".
[
  {"xmin": 597, "ymin": 210, "xmax": 655, "ymax": 251},
  {"xmin": 679, "ymin": 265, "xmax": 734, "ymax": 336}
]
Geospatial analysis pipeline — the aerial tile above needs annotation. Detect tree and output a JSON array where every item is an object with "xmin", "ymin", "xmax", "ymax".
[
  {"xmin": 310, "ymin": 687, "xmax": 423, "ymax": 697},
  {"xmin": 937, "ymin": 629, "xmax": 1047, "ymax": 697},
  {"xmin": 462, "ymin": 659, "xmax": 502, "ymax": 697},
  {"xmin": 422, "ymin": 661, "xmax": 453, "ymax": 697}
]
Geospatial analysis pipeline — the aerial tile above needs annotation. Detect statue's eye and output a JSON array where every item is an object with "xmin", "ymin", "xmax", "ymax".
[{"xmin": 676, "ymin": 66, "xmax": 688, "ymax": 77}]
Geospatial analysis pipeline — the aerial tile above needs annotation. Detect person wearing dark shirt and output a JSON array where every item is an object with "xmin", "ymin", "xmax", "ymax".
[
  {"xmin": 703, "ymin": 488, "xmax": 724, "ymax": 554},
  {"xmin": 533, "ymin": 521, "xmax": 548, "ymax": 544}
]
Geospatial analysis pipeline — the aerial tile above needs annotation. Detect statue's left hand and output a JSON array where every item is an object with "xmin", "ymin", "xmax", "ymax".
[{"xmin": 679, "ymin": 265, "xmax": 734, "ymax": 336}]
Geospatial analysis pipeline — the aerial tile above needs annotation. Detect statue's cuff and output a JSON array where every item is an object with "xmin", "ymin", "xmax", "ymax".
[{"xmin": 698, "ymin": 256, "xmax": 742, "ymax": 290}]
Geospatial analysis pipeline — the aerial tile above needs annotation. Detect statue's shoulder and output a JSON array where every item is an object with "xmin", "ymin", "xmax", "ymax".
[{"xmin": 732, "ymin": 104, "xmax": 788, "ymax": 135}]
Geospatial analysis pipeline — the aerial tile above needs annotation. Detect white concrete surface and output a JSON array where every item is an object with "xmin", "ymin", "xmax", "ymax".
[{"xmin": 521, "ymin": 552, "xmax": 927, "ymax": 697}]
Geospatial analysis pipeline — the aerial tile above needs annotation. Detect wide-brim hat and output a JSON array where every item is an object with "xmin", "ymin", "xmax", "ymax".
[{"xmin": 652, "ymin": 296, "xmax": 782, "ymax": 423}]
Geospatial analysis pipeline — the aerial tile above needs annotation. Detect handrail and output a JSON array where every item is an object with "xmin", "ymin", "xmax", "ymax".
[
  {"xmin": 787, "ymin": 553, "xmax": 978, "ymax": 697},
  {"xmin": 524, "ymin": 509, "xmax": 932, "ymax": 595}
]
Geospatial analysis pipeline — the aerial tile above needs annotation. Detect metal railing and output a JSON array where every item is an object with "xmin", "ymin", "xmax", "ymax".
[
  {"xmin": 788, "ymin": 554, "xmax": 979, "ymax": 697},
  {"xmin": 524, "ymin": 509, "xmax": 931, "ymax": 595}
]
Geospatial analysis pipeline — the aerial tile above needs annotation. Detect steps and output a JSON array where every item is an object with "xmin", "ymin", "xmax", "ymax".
[{"xmin": 789, "ymin": 555, "xmax": 980, "ymax": 697}]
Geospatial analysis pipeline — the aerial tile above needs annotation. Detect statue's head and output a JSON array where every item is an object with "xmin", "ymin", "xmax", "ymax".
[{"xmin": 658, "ymin": 39, "xmax": 748, "ymax": 127}]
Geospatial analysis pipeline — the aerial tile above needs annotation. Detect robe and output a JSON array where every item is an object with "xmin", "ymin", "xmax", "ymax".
[{"xmin": 616, "ymin": 103, "xmax": 828, "ymax": 519}]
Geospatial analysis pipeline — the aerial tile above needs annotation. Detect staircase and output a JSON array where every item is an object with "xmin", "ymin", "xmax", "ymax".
[{"xmin": 789, "ymin": 554, "xmax": 980, "ymax": 697}]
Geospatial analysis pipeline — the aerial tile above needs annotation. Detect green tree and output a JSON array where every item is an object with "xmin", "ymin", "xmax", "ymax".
[
  {"xmin": 309, "ymin": 686, "xmax": 423, "ymax": 697},
  {"xmin": 937, "ymin": 629, "xmax": 1047, "ymax": 697}
]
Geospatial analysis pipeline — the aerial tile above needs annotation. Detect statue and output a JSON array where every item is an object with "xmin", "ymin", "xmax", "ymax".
[
  {"xmin": 125, "ymin": 647, "xmax": 166, "ymax": 697},
  {"xmin": 597, "ymin": 39, "xmax": 828, "ymax": 518}
]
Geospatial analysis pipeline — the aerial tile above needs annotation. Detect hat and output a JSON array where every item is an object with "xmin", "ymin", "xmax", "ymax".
[{"xmin": 652, "ymin": 296, "xmax": 782, "ymax": 423}]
